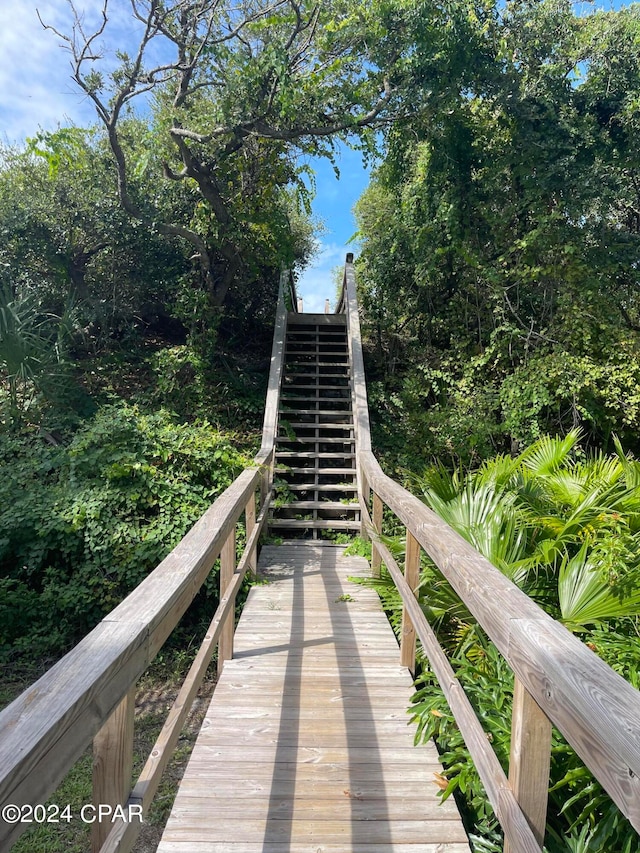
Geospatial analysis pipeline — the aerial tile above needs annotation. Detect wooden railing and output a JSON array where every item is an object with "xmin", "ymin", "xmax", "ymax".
[
  {"xmin": 0, "ymin": 269, "xmax": 296, "ymax": 853},
  {"xmin": 338, "ymin": 253, "xmax": 640, "ymax": 852}
]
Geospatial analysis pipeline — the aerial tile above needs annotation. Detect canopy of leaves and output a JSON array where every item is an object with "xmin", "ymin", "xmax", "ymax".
[
  {"xmin": 43, "ymin": 0, "xmax": 396, "ymax": 312},
  {"xmin": 355, "ymin": 0, "xmax": 640, "ymax": 463}
]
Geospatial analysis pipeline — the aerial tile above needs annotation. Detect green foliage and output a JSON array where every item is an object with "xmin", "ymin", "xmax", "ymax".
[
  {"xmin": 0, "ymin": 132, "xmax": 189, "ymax": 348},
  {"xmin": 343, "ymin": 536, "xmax": 372, "ymax": 559},
  {"xmin": 0, "ymin": 405, "xmax": 250, "ymax": 662},
  {"xmin": 362, "ymin": 433, "xmax": 640, "ymax": 849},
  {"xmin": 355, "ymin": 0, "xmax": 640, "ymax": 463},
  {"xmin": 145, "ymin": 345, "xmax": 267, "ymax": 429},
  {"xmin": 411, "ymin": 632, "xmax": 513, "ymax": 835}
]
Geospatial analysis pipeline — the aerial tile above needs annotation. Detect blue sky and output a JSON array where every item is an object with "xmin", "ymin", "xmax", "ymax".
[
  {"xmin": 0, "ymin": 2, "xmax": 369, "ymax": 314},
  {"xmin": 296, "ymin": 148, "xmax": 370, "ymax": 312}
]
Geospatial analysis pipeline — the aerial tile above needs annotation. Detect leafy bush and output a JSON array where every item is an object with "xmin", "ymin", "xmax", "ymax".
[
  {"xmin": 0, "ymin": 404, "xmax": 251, "ymax": 662},
  {"xmin": 145, "ymin": 345, "xmax": 267, "ymax": 429}
]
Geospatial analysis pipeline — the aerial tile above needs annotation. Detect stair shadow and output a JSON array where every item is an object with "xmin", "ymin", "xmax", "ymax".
[{"xmin": 261, "ymin": 544, "xmax": 392, "ymax": 851}]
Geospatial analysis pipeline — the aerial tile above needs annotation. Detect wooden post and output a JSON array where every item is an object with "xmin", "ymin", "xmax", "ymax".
[
  {"xmin": 218, "ymin": 528, "xmax": 236, "ymax": 675},
  {"xmin": 260, "ymin": 461, "xmax": 271, "ymax": 510},
  {"xmin": 371, "ymin": 492, "xmax": 383, "ymax": 577},
  {"xmin": 92, "ymin": 688, "xmax": 135, "ymax": 853},
  {"xmin": 360, "ymin": 469, "xmax": 371, "ymax": 541},
  {"xmin": 245, "ymin": 492, "xmax": 257, "ymax": 575},
  {"xmin": 400, "ymin": 530, "xmax": 420, "ymax": 673},
  {"xmin": 505, "ymin": 677, "xmax": 552, "ymax": 852}
]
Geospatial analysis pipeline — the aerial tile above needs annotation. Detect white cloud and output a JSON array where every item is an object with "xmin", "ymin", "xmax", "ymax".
[
  {"xmin": 0, "ymin": 2, "xmax": 162, "ymax": 142},
  {"xmin": 0, "ymin": 3, "xmax": 93, "ymax": 141},
  {"xmin": 296, "ymin": 241, "xmax": 351, "ymax": 313}
]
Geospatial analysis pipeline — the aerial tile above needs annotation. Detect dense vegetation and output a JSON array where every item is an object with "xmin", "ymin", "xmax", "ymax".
[
  {"xmin": 2, "ymin": 0, "xmax": 640, "ymax": 850},
  {"xmin": 360, "ymin": 431, "xmax": 640, "ymax": 850},
  {"xmin": 350, "ymin": 1, "xmax": 640, "ymax": 850},
  {"xmin": 356, "ymin": 0, "xmax": 640, "ymax": 467}
]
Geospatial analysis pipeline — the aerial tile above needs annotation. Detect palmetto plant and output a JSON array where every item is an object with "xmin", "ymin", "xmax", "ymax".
[
  {"xmin": 0, "ymin": 280, "xmax": 73, "ymax": 419},
  {"xmin": 413, "ymin": 429, "xmax": 640, "ymax": 630},
  {"xmin": 400, "ymin": 433, "xmax": 640, "ymax": 851}
]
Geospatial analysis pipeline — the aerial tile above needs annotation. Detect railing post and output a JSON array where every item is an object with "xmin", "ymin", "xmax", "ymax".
[
  {"xmin": 218, "ymin": 527, "xmax": 236, "ymax": 675},
  {"xmin": 92, "ymin": 687, "xmax": 135, "ymax": 853},
  {"xmin": 245, "ymin": 491, "xmax": 257, "ymax": 575},
  {"xmin": 505, "ymin": 677, "xmax": 552, "ymax": 852},
  {"xmin": 400, "ymin": 530, "xmax": 420, "ymax": 673},
  {"xmin": 371, "ymin": 492, "xmax": 383, "ymax": 578},
  {"xmin": 360, "ymin": 468, "xmax": 370, "ymax": 541},
  {"xmin": 261, "ymin": 456, "xmax": 272, "ymax": 509}
]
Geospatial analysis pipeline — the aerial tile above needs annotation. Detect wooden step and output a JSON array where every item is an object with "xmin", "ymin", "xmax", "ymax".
[
  {"xmin": 284, "ymin": 484, "xmax": 358, "ymax": 492},
  {"xmin": 275, "ymin": 451, "xmax": 356, "ymax": 459},
  {"xmin": 280, "ymin": 390, "xmax": 351, "ymax": 396},
  {"xmin": 278, "ymin": 406, "xmax": 351, "ymax": 417},
  {"xmin": 274, "ymin": 501, "xmax": 360, "ymax": 511},
  {"xmin": 276, "ymin": 435, "xmax": 355, "ymax": 445},
  {"xmin": 279, "ymin": 410, "xmax": 352, "ymax": 417},
  {"xmin": 285, "ymin": 326, "xmax": 347, "ymax": 334},
  {"xmin": 281, "ymin": 382, "xmax": 350, "ymax": 388},
  {"xmin": 287, "ymin": 313, "xmax": 346, "ymax": 325},
  {"xmin": 274, "ymin": 467, "xmax": 356, "ymax": 476},
  {"xmin": 284, "ymin": 361, "xmax": 349, "ymax": 376},
  {"xmin": 285, "ymin": 349, "xmax": 348, "ymax": 356},
  {"xmin": 283, "ymin": 371, "xmax": 349, "ymax": 377},
  {"xmin": 268, "ymin": 518, "xmax": 360, "ymax": 530},
  {"xmin": 280, "ymin": 421, "xmax": 353, "ymax": 429}
]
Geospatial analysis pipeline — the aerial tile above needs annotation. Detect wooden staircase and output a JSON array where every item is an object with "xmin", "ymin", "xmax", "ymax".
[
  {"xmin": 270, "ymin": 312, "xmax": 361, "ymax": 539},
  {"xmin": 5, "ymin": 261, "xmax": 640, "ymax": 853}
]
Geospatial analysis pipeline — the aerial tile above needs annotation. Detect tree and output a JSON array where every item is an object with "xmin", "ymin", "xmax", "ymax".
[
  {"xmin": 355, "ymin": 0, "xmax": 640, "ymax": 459},
  {"xmin": 0, "ymin": 130, "xmax": 188, "ymax": 343},
  {"xmin": 42, "ymin": 0, "xmax": 396, "ymax": 311}
]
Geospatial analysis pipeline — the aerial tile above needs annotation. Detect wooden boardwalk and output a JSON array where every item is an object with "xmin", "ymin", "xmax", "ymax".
[{"xmin": 157, "ymin": 543, "xmax": 469, "ymax": 853}]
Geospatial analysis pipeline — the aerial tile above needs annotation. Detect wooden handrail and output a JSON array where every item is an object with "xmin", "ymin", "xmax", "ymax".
[
  {"xmin": 339, "ymin": 254, "xmax": 640, "ymax": 850},
  {"xmin": 0, "ymin": 270, "xmax": 291, "ymax": 852}
]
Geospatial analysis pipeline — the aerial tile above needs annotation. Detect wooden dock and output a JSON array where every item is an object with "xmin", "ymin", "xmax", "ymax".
[{"xmin": 156, "ymin": 542, "xmax": 469, "ymax": 852}]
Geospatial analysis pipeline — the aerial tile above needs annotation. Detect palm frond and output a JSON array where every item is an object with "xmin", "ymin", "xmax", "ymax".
[
  {"xmin": 558, "ymin": 543, "xmax": 640, "ymax": 629},
  {"xmin": 518, "ymin": 429, "xmax": 582, "ymax": 476}
]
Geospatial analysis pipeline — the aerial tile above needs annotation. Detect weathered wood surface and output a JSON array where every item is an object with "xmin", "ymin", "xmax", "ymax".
[
  {"xmin": 505, "ymin": 679, "xmax": 552, "ymax": 851},
  {"xmin": 92, "ymin": 689, "xmax": 135, "ymax": 853},
  {"xmin": 158, "ymin": 845, "xmax": 470, "ymax": 853},
  {"xmin": 157, "ymin": 543, "xmax": 469, "ymax": 852}
]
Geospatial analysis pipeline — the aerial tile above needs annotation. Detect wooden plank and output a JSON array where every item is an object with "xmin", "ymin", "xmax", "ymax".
[
  {"xmin": 505, "ymin": 678, "xmax": 552, "ymax": 852},
  {"xmin": 218, "ymin": 528, "xmax": 236, "ymax": 675},
  {"xmin": 157, "ymin": 544, "xmax": 468, "ymax": 852},
  {"xmin": 92, "ymin": 688, "xmax": 135, "ymax": 853},
  {"xmin": 372, "ymin": 491, "xmax": 383, "ymax": 576},
  {"xmin": 287, "ymin": 313, "xmax": 347, "ymax": 325},
  {"xmin": 168, "ymin": 797, "xmax": 463, "ymax": 821},
  {"xmin": 256, "ymin": 269, "xmax": 289, "ymax": 461},
  {"xmin": 176, "ymin": 775, "xmax": 447, "ymax": 792},
  {"xmin": 175, "ymin": 761, "xmax": 445, "ymax": 781},
  {"xmin": 162, "ymin": 818, "xmax": 467, "ymax": 844},
  {"xmin": 245, "ymin": 493, "xmax": 257, "ymax": 575},
  {"xmin": 399, "ymin": 530, "xmax": 420, "ymax": 672},
  {"xmin": 154, "ymin": 844, "xmax": 471, "ymax": 853}
]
